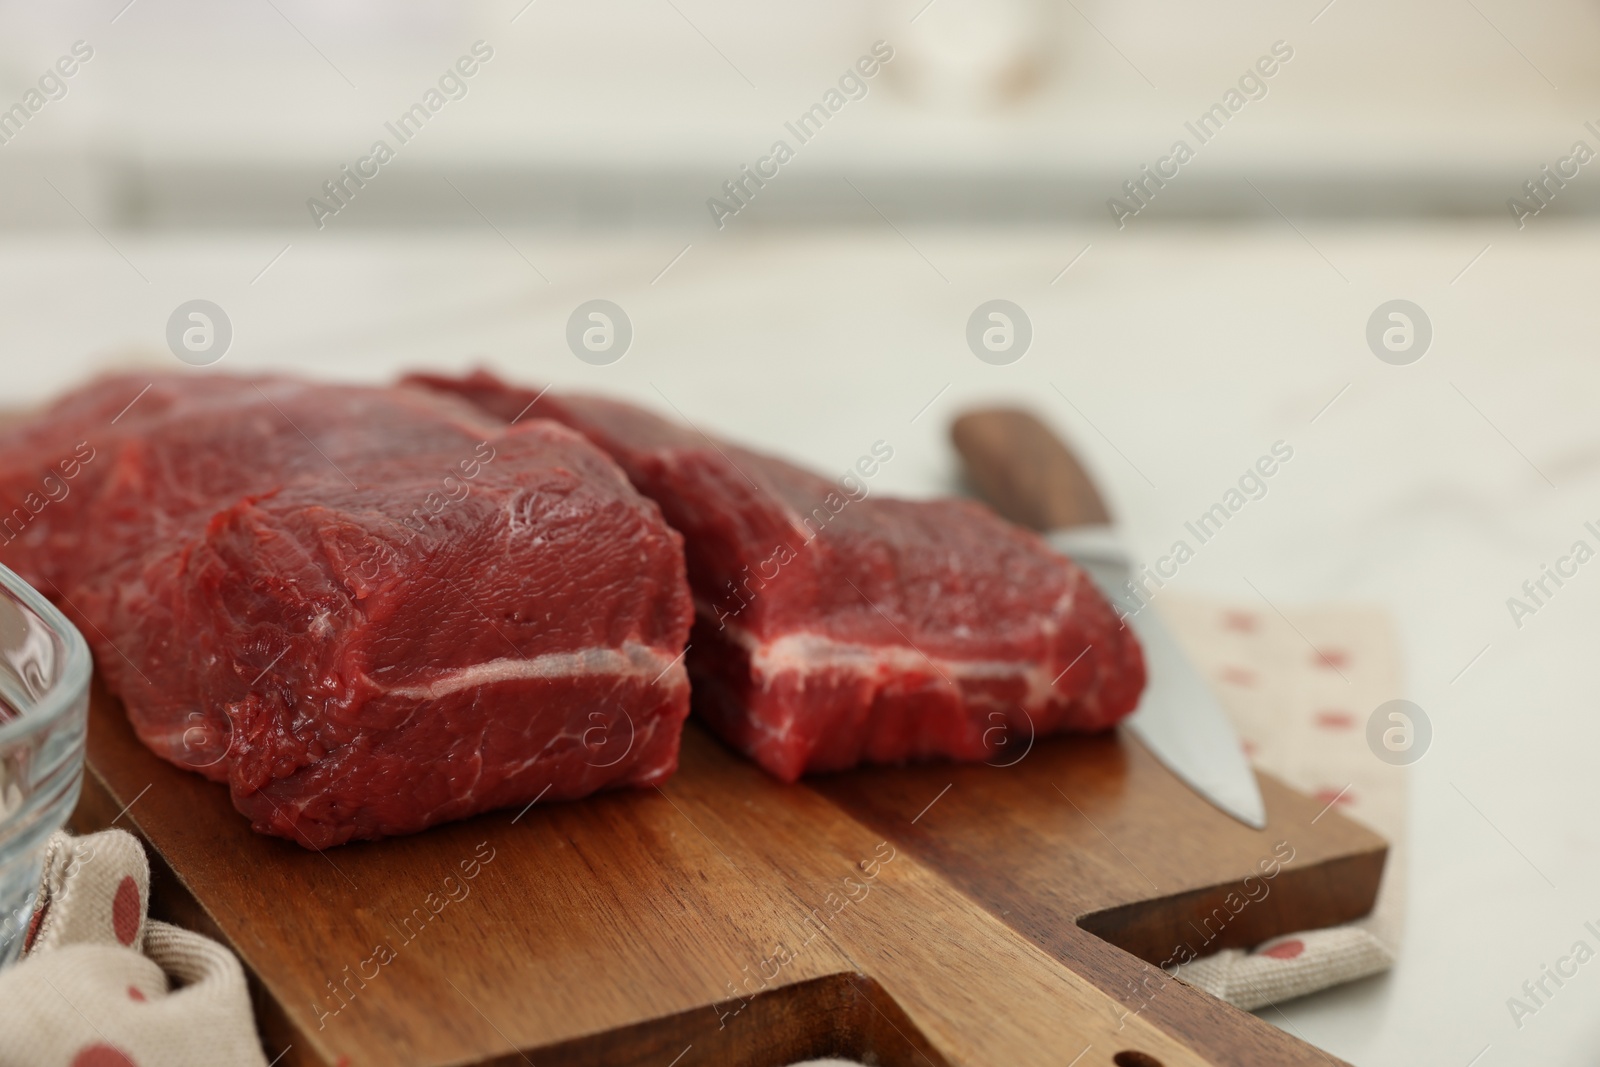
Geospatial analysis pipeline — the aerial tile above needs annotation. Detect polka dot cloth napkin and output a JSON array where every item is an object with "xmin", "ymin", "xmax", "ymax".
[
  {"xmin": 1158, "ymin": 594, "xmax": 1405, "ymax": 1011},
  {"xmin": 0, "ymin": 828, "xmax": 267, "ymax": 1067}
]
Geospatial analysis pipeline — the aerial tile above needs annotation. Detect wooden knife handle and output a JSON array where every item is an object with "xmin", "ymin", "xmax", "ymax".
[{"xmin": 950, "ymin": 408, "xmax": 1111, "ymax": 531}]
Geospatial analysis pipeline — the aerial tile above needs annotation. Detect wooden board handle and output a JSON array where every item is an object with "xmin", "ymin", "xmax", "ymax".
[{"xmin": 950, "ymin": 408, "xmax": 1111, "ymax": 531}]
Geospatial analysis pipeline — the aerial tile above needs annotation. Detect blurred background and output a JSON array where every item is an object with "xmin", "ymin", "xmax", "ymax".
[
  {"xmin": 5, "ymin": 1, "xmax": 1600, "ymax": 1064},
  {"xmin": 4, "ymin": 0, "xmax": 1599, "ymax": 228}
]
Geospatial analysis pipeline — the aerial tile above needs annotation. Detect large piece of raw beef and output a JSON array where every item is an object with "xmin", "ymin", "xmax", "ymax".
[
  {"xmin": 0, "ymin": 375, "xmax": 692, "ymax": 847},
  {"xmin": 408, "ymin": 371, "xmax": 1145, "ymax": 781}
]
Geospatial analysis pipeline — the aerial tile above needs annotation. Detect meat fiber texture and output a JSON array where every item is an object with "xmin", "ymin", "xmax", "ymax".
[
  {"xmin": 0, "ymin": 375, "xmax": 693, "ymax": 848},
  {"xmin": 407, "ymin": 371, "xmax": 1146, "ymax": 782}
]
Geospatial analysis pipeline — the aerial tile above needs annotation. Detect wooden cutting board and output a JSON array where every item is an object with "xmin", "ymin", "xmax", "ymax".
[{"xmin": 71, "ymin": 675, "xmax": 1385, "ymax": 1067}]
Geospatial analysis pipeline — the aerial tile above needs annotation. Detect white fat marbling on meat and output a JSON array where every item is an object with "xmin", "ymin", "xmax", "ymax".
[
  {"xmin": 698, "ymin": 604, "xmax": 1075, "ymax": 710},
  {"xmin": 373, "ymin": 640, "xmax": 689, "ymax": 701}
]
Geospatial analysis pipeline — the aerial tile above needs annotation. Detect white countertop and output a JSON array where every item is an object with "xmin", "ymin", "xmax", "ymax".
[{"xmin": 6, "ymin": 220, "xmax": 1598, "ymax": 1064}]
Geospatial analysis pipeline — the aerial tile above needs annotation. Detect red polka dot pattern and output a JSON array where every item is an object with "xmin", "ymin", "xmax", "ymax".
[
  {"xmin": 112, "ymin": 876, "xmax": 141, "ymax": 947},
  {"xmin": 23, "ymin": 898, "xmax": 49, "ymax": 953},
  {"xmin": 1314, "ymin": 648, "xmax": 1350, "ymax": 671},
  {"xmin": 1219, "ymin": 666, "xmax": 1257, "ymax": 687},
  {"xmin": 70, "ymin": 1044, "xmax": 137, "ymax": 1067},
  {"xmin": 1259, "ymin": 938, "xmax": 1306, "ymax": 960},
  {"xmin": 1314, "ymin": 786, "xmax": 1354, "ymax": 808},
  {"xmin": 127, "ymin": 985, "xmax": 146, "ymax": 1002}
]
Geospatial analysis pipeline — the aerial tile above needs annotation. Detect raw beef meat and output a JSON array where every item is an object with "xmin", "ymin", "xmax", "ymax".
[
  {"xmin": 0, "ymin": 375, "xmax": 692, "ymax": 847},
  {"xmin": 407, "ymin": 371, "xmax": 1145, "ymax": 782}
]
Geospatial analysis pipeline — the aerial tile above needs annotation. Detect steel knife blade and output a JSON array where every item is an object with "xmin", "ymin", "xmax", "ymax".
[{"xmin": 1049, "ymin": 525, "xmax": 1268, "ymax": 830}]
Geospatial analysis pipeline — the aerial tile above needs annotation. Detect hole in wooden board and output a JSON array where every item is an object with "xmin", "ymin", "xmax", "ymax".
[
  {"xmin": 1113, "ymin": 1052, "xmax": 1165, "ymax": 1067},
  {"xmin": 1075, "ymin": 842, "xmax": 1388, "ymax": 969},
  {"xmin": 491, "ymin": 971, "xmax": 952, "ymax": 1067}
]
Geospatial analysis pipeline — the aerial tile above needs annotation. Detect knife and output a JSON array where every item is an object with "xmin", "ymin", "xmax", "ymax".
[{"xmin": 951, "ymin": 408, "xmax": 1268, "ymax": 829}]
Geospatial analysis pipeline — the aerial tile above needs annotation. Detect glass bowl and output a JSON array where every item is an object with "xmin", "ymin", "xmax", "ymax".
[{"xmin": 0, "ymin": 562, "xmax": 91, "ymax": 967}]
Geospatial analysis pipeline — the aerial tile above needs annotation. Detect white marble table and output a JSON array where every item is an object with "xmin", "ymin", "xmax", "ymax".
[{"xmin": 6, "ymin": 221, "xmax": 1596, "ymax": 1065}]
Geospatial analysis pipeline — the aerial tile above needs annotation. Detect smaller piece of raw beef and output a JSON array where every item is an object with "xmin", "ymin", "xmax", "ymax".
[
  {"xmin": 0, "ymin": 375, "xmax": 693, "ymax": 847},
  {"xmin": 406, "ymin": 371, "xmax": 1146, "ymax": 782}
]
